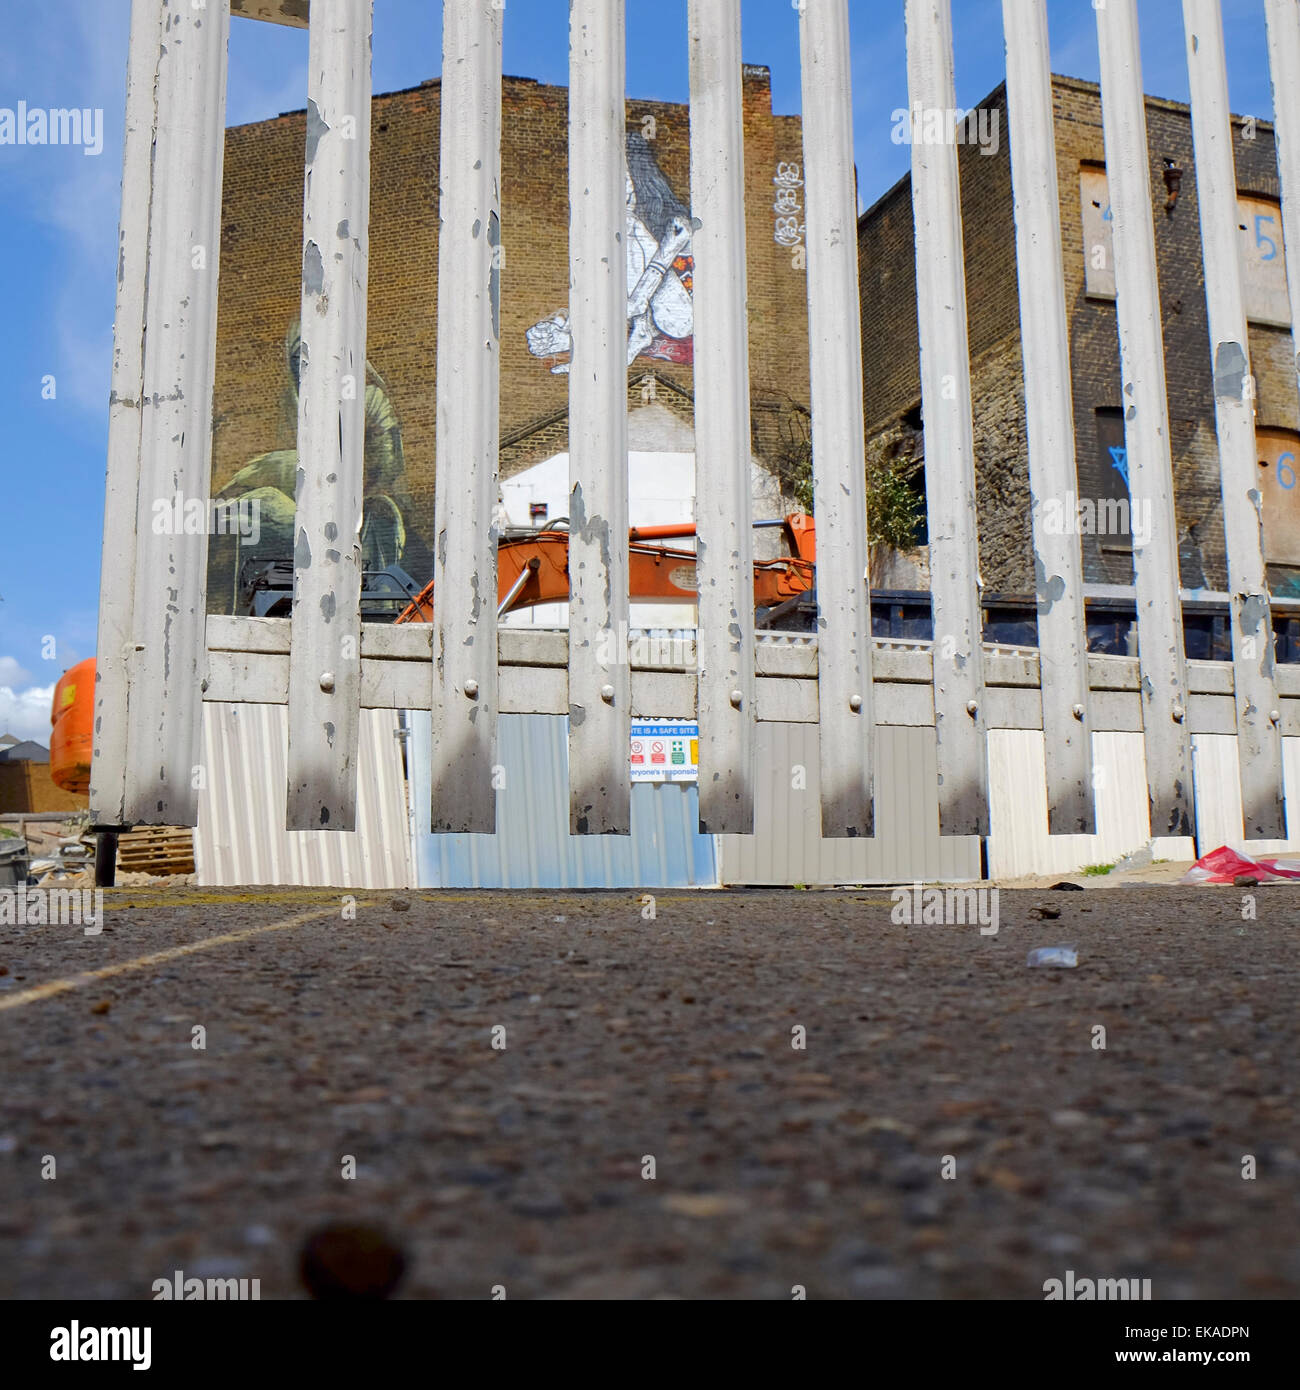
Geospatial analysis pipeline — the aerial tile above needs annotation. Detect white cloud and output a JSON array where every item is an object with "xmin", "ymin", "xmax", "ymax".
[
  {"xmin": 0, "ymin": 682, "xmax": 56, "ymax": 744},
  {"xmin": 0, "ymin": 657, "xmax": 33, "ymax": 689}
]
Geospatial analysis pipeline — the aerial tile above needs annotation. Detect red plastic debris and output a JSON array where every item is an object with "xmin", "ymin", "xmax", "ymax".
[{"xmin": 1181, "ymin": 844, "xmax": 1300, "ymax": 885}]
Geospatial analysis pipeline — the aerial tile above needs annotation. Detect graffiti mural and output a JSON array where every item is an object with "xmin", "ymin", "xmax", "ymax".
[
  {"xmin": 526, "ymin": 131, "xmax": 695, "ymax": 374},
  {"xmin": 208, "ymin": 322, "xmax": 431, "ymax": 615}
]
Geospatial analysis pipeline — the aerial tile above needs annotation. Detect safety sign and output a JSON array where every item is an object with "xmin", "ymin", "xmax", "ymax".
[{"xmin": 630, "ymin": 720, "xmax": 699, "ymax": 783}]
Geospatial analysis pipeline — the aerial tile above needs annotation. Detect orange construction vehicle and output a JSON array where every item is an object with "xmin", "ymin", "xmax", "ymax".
[
  {"xmin": 395, "ymin": 512, "xmax": 816, "ymax": 624},
  {"xmin": 52, "ymin": 513, "xmax": 816, "ymax": 785},
  {"xmin": 53, "ymin": 514, "xmax": 818, "ymax": 884}
]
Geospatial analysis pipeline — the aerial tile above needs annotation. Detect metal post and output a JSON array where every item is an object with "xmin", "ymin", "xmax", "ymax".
[
  {"xmin": 1184, "ymin": 0, "xmax": 1285, "ymax": 839},
  {"xmin": 688, "ymin": 0, "xmax": 755, "ymax": 834},
  {"xmin": 287, "ymin": 0, "xmax": 373, "ymax": 831},
  {"xmin": 1095, "ymin": 0, "xmax": 1195, "ymax": 839},
  {"xmin": 1265, "ymin": 1, "xmax": 1300, "ymax": 419},
  {"xmin": 904, "ymin": 0, "xmax": 988, "ymax": 836},
  {"xmin": 431, "ymin": 0, "xmax": 504, "ymax": 833},
  {"xmin": 798, "ymin": 0, "xmax": 874, "ymax": 838},
  {"xmin": 1002, "ymin": 0, "xmax": 1095, "ymax": 834},
  {"xmin": 568, "ymin": 0, "xmax": 630, "ymax": 835},
  {"xmin": 91, "ymin": 0, "xmax": 166, "ymax": 828},
  {"xmin": 122, "ymin": 0, "xmax": 231, "ymax": 827}
]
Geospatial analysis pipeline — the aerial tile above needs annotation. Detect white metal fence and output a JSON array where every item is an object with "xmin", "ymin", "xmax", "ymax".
[{"xmin": 92, "ymin": 0, "xmax": 1300, "ymax": 863}]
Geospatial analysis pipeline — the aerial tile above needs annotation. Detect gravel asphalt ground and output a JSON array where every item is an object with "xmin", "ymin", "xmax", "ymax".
[{"xmin": 1, "ymin": 885, "xmax": 1296, "ymax": 1299}]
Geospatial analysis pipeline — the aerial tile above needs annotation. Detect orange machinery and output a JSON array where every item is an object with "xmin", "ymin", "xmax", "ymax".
[
  {"xmin": 395, "ymin": 513, "xmax": 816, "ymax": 624},
  {"xmin": 49, "ymin": 515, "xmax": 818, "ymax": 799},
  {"xmin": 49, "ymin": 657, "xmax": 96, "ymax": 796}
]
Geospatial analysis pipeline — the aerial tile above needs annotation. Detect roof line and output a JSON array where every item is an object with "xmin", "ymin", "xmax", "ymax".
[
  {"xmin": 500, "ymin": 371, "xmax": 695, "ymax": 452},
  {"xmin": 857, "ymin": 71, "xmax": 1276, "ymax": 228}
]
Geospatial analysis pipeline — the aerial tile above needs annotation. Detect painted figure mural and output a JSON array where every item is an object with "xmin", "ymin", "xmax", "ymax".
[
  {"xmin": 209, "ymin": 322, "xmax": 431, "ymax": 613},
  {"xmin": 526, "ymin": 131, "xmax": 695, "ymax": 373}
]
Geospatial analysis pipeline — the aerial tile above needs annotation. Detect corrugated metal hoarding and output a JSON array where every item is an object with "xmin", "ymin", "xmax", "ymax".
[
  {"xmin": 985, "ymin": 730, "xmax": 1300, "ymax": 879},
  {"xmin": 408, "ymin": 713, "xmax": 718, "ymax": 889},
  {"xmin": 195, "ymin": 704, "xmax": 410, "ymax": 888},
  {"xmin": 718, "ymin": 723, "xmax": 982, "ymax": 886}
]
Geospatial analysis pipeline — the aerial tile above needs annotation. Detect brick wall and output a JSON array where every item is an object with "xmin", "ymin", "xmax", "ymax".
[
  {"xmin": 859, "ymin": 86, "xmax": 1031, "ymax": 589},
  {"xmin": 210, "ymin": 69, "xmax": 811, "ymax": 609},
  {"xmin": 0, "ymin": 762, "xmax": 85, "ymax": 816},
  {"xmin": 859, "ymin": 75, "xmax": 1300, "ymax": 595}
]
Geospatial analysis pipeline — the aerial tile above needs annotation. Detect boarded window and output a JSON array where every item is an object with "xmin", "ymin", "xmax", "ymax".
[
  {"xmin": 1237, "ymin": 195, "xmax": 1290, "ymax": 327},
  {"xmin": 1080, "ymin": 407, "xmax": 1134, "ymax": 553},
  {"xmin": 1080, "ymin": 165, "xmax": 1115, "ymax": 299},
  {"xmin": 1257, "ymin": 428, "xmax": 1300, "ymax": 565},
  {"xmin": 1080, "ymin": 171, "xmax": 1291, "ymax": 326}
]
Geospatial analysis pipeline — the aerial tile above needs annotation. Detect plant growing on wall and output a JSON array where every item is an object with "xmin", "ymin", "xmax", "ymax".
[{"xmin": 775, "ymin": 403, "xmax": 925, "ymax": 556}]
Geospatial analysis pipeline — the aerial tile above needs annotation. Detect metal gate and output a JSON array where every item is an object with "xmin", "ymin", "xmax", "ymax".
[{"xmin": 91, "ymin": 0, "xmax": 1300, "ymax": 859}]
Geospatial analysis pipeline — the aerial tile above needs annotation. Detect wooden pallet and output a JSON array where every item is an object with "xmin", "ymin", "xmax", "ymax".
[{"xmin": 117, "ymin": 827, "xmax": 196, "ymax": 877}]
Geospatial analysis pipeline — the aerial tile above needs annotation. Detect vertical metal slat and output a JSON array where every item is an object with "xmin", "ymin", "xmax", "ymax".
[
  {"xmin": 287, "ymin": 0, "xmax": 374, "ymax": 830},
  {"xmin": 905, "ymin": 0, "xmax": 988, "ymax": 835},
  {"xmin": 688, "ymin": 0, "xmax": 755, "ymax": 834},
  {"xmin": 568, "ymin": 0, "xmax": 631, "ymax": 834},
  {"xmin": 91, "ymin": 0, "xmax": 166, "ymax": 828},
  {"xmin": 431, "ymin": 0, "xmax": 504, "ymax": 832},
  {"xmin": 798, "ymin": 0, "xmax": 874, "ymax": 837},
  {"xmin": 1002, "ymin": 0, "xmax": 1095, "ymax": 834},
  {"xmin": 1095, "ymin": 0, "xmax": 1196, "ymax": 839},
  {"xmin": 1265, "ymin": 0, "xmax": 1300, "ymax": 407},
  {"xmin": 122, "ymin": 0, "xmax": 231, "ymax": 826},
  {"xmin": 1184, "ymin": 0, "xmax": 1285, "ymax": 839}
]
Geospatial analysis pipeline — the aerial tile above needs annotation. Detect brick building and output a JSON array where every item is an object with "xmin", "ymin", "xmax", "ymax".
[
  {"xmin": 208, "ymin": 67, "xmax": 812, "ymax": 614},
  {"xmin": 0, "ymin": 741, "xmax": 85, "ymax": 815},
  {"xmin": 858, "ymin": 74, "xmax": 1299, "ymax": 601}
]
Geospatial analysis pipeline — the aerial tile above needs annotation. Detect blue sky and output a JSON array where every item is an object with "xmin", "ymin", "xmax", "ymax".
[{"xmin": 0, "ymin": 0, "xmax": 1279, "ymax": 739}]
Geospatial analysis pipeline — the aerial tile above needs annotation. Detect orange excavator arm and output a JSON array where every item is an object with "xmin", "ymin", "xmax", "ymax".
[{"xmin": 394, "ymin": 513, "xmax": 816, "ymax": 624}]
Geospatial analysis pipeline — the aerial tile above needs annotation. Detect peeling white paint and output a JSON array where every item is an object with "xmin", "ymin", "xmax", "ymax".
[
  {"xmin": 905, "ymin": 0, "xmax": 986, "ymax": 836},
  {"xmin": 1096, "ymin": 0, "xmax": 1195, "ymax": 837},
  {"xmin": 1005, "ymin": 0, "xmax": 1095, "ymax": 834},
  {"xmin": 430, "ymin": 0, "xmax": 504, "ymax": 834},
  {"xmin": 1186, "ymin": 0, "xmax": 1285, "ymax": 838}
]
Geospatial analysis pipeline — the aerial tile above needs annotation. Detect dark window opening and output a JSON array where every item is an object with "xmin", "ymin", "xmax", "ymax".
[{"xmin": 1084, "ymin": 407, "xmax": 1134, "ymax": 553}]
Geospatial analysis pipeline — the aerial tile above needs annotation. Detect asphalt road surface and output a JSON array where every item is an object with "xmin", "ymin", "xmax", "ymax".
[{"xmin": 1, "ymin": 886, "xmax": 1296, "ymax": 1299}]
